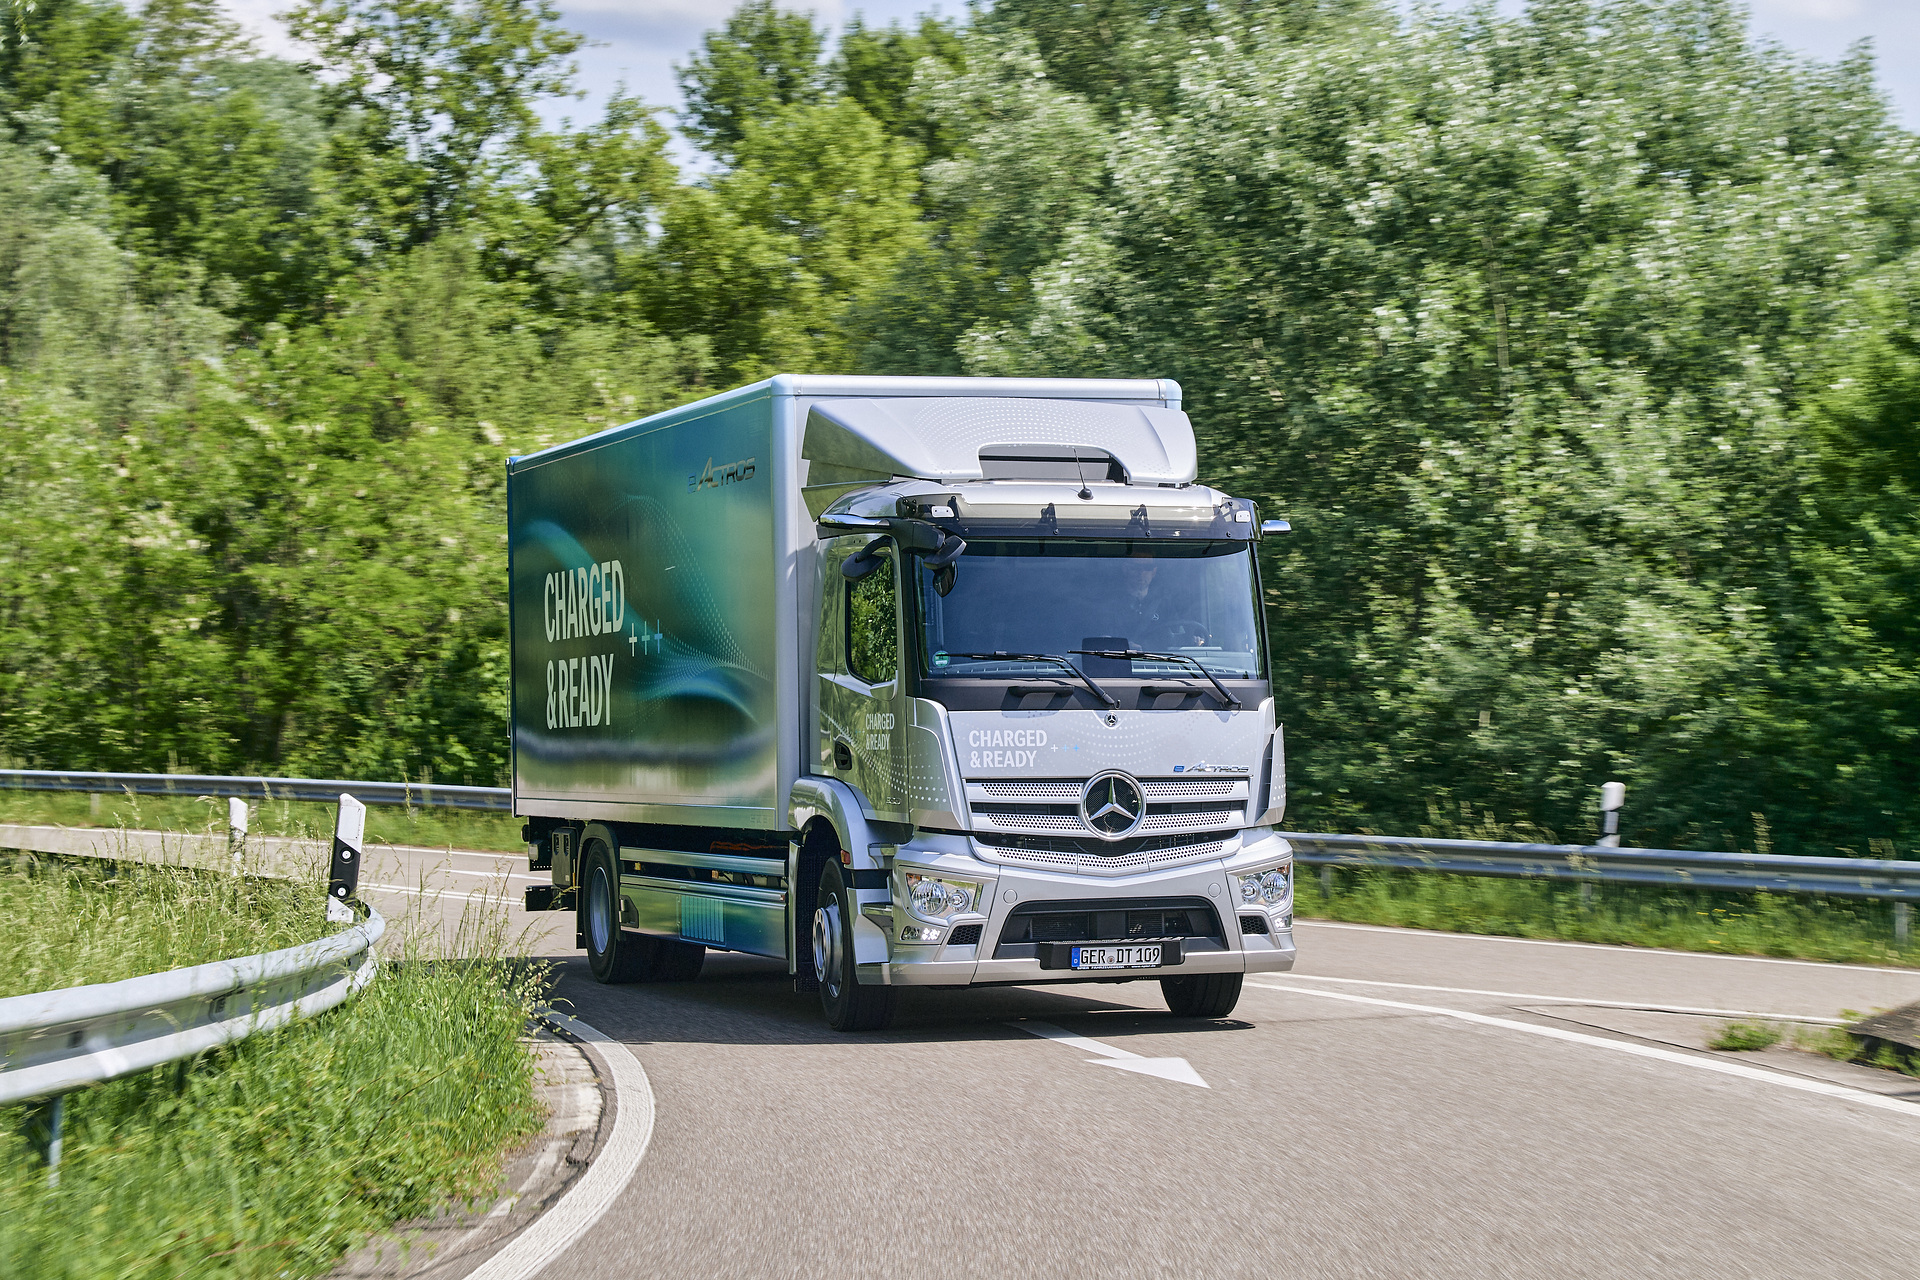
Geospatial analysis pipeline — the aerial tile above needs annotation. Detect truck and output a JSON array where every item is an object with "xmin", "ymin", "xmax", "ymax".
[{"xmin": 508, "ymin": 375, "xmax": 1295, "ymax": 1030}]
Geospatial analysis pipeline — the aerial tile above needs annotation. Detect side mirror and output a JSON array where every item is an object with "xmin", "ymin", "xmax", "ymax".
[
  {"xmin": 841, "ymin": 536, "xmax": 894, "ymax": 580},
  {"xmin": 1260, "ymin": 520, "xmax": 1292, "ymax": 536}
]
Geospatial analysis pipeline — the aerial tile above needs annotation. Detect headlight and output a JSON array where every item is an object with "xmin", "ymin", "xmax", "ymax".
[
  {"xmin": 903, "ymin": 873, "xmax": 983, "ymax": 923},
  {"xmin": 1236, "ymin": 864, "xmax": 1292, "ymax": 913}
]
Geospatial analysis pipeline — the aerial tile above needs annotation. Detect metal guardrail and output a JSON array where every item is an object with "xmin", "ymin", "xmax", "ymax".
[
  {"xmin": 0, "ymin": 904, "xmax": 386, "ymax": 1107},
  {"xmin": 0, "ymin": 769, "xmax": 512, "ymax": 812},
  {"xmin": 5, "ymin": 769, "xmax": 1914, "ymax": 901},
  {"xmin": 1283, "ymin": 833, "xmax": 1920, "ymax": 901},
  {"xmin": 2, "ymin": 789, "xmax": 380, "ymax": 1179}
]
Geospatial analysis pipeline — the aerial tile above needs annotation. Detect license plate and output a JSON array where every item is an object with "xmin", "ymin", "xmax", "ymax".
[{"xmin": 1070, "ymin": 944, "xmax": 1163, "ymax": 970}]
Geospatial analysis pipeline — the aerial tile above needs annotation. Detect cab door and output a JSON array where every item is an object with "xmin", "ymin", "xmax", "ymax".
[{"xmin": 815, "ymin": 539, "xmax": 907, "ymax": 822}]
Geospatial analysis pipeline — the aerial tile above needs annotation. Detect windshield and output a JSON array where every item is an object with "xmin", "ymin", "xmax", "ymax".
[{"xmin": 913, "ymin": 540, "xmax": 1266, "ymax": 680}]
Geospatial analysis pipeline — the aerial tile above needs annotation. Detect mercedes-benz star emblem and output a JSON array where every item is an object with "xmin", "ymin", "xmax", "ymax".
[{"xmin": 1080, "ymin": 771, "xmax": 1146, "ymax": 840}]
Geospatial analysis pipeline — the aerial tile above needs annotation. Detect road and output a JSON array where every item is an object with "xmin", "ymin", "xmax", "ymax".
[{"xmin": 356, "ymin": 843, "xmax": 1920, "ymax": 1280}]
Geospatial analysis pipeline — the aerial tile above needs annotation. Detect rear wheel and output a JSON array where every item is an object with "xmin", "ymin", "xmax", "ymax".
[
  {"xmin": 1161, "ymin": 972, "xmax": 1243, "ymax": 1018},
  {"xmin": 584, "ymin": 839, "xmax": 653, "ymax": 983},
  {"xmin": 814, "ymin": 862, "xmax": 896, "ymax": 1032}
]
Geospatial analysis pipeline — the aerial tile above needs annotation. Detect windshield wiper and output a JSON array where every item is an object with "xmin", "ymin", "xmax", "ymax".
[
  {"xmin": 1072, "ymin": 649, "xmax": 1243, "ymax": 709},
  {"xmin": 944, "ymin": 652, "xmax": 1118, "ymax": 707}
]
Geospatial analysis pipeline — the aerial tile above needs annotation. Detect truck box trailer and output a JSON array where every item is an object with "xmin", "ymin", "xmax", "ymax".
[{"xmin": 509, "ymin": 374, "xmax": 1295, "ymax": 1029}]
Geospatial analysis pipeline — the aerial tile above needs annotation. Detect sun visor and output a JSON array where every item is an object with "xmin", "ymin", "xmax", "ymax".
[{"xmin": 801, "ymin": 397, "xmax": 1198, "ymax": 486}]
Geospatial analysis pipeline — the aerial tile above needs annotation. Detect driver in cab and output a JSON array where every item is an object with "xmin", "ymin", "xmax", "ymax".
[{"xmin": 1117, "ymin": 550, "xmax": 1207, "ymax": 650}]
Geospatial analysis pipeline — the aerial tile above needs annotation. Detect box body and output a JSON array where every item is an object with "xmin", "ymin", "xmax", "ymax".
[{"xmin": 509, "ymin": 382, "xmax": 793, "ymax": 827}]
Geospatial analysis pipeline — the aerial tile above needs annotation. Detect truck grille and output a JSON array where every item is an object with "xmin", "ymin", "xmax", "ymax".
[
  {"xmin": 985, "ymin": 838, "xmax": 1226, "ymax": 875},
  {"xmin": 966, "ymin": 776, "xmax": 1249, "ymax": 843}
]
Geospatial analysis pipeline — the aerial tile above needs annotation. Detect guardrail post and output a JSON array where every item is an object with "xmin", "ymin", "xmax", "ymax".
[
  {"xmin": 1898, "ymin": 902, "xmax": 1911, "ymax": 950},
  {"xmin": 25, "ymin": 1093, "xmax": 65, "ymax": 1185},
  {"xmin": 328, "ymin": 794, "xmax": 365, "ymax": 925},
  {"xmin": 227, "ymin": 796, "xmax": 248, "ymax": 862}
]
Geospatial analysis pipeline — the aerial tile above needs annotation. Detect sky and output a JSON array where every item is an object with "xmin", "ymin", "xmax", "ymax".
[{"xmin": 224, "ymin": 0, "xmax": 1920, "ymax": 138}]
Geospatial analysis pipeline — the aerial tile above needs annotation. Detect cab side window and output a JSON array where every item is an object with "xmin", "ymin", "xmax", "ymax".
[{"xmin": 847, "ymin": 556, "xmax": 898, "ymax": 685}]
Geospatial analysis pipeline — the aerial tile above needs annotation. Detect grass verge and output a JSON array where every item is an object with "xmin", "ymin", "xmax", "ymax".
[
  {"xmin": 0, "ymin": 852, "xmax": 547, "ymax": 1278},
  {"xmin": 1707, "ymin": 1015, "xmax": 1920, "ymax": 1081},
  {"xmin": 1297, "ymin": 867, "xmax": 1918, "ymax": 967},
  {"xmin": 0, "ymin": 847, "xmax": 327, "ymax": 996},
  {"xmin": 0, "ymin": 788, "xmax": 525, "ymax": 852}
]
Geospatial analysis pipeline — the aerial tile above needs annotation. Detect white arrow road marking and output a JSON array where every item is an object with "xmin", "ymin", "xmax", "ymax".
[
  {"xmin": 1013, "ymin": 1021, "xmax": 1210, "ymax": 1088},
  {"xmin": 1249, "ymin": 982, "xmax": 1920, "ymax": 1121}
]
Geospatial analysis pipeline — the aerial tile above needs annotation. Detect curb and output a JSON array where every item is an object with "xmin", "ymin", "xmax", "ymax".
[{"xmin": 330, "ymin": 1015, "xmax": 643, "ymax": 1279}]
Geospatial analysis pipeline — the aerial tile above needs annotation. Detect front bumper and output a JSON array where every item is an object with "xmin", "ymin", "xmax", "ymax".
[{"xmin": 858, "ymin": 829, "xmax": 1297, "ymax": 987}]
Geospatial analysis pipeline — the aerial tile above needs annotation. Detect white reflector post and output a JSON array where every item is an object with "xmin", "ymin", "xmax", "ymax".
[
  {"xmin": 227, "ymin": 796, "xmax": 249, "ymax": 858},
  {"xmin": 328, "ymin": 794, "xmax": 367, "ymax": 924},
  {"xmin": 1598, "ymin": 781, "xmax": 1625, "ymax": 848}
]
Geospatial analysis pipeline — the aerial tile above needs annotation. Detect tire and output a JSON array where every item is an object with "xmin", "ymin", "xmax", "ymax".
[
  {"xmin": 1161, "ymin": 972, "xmax": 1244, "ymax": 1018},
  {"xmin": 583, "ymin": 839, "xmax": 654, "ymax": 983},
  {"xmin": 813, "ymin": 862, "xmax": 896, "ymax": 1032}
]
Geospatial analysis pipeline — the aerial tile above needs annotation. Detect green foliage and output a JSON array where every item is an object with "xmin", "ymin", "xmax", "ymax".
[
  {"xmin": 908, "ymin": 0, "xmax": 1920, "ymax": 855},
  {"xmin": 1709, "ymin": 1020, "xmax": 1784, "ymax": 1051},
  {"xmin": 0, "ymin": 0, "xmax": 1915, "ymax": 864},
  {"xmin": 0, "ymin": 852, "xmax": 322, "ymax": 995},
  {"xmin": 1297, "ymin": 868, "xmax": 1919, "ymax": 966},
  {"xmin": 0, "ymin": 787, "xmax": 528, "ymax": 852},
  {"xmin": 651, "ymin": 96, "xmax": 927, "ymax": 379},
  {"xmin": 848, "ymin": 556, "xmax": 899, "ymax": 684},
  {"xmin": 286, "ymin": 0, "xmax": 584, "ymax": 258},
  {"xmin": 675, "ymin": 0, "xmax": 828, "ymax": 159},
  {"xmin": 833, "ymin": 13, "xmax": 967, "ymax": 160}
]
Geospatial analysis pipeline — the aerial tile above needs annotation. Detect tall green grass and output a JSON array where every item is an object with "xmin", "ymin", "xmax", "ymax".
[
  {"xmin": 0, "ymin": 846, "xmax": 326, "ymax": 996},
  {"xmin": 1298, "ymin": 867, "xmax": 1917, "ymax": 967},
  {"xmin": 0, "ymin": 853, "xmax": 548, "ymax": 1278},
  {"xmin": 0, "ymin": 788, "xmax": 525, "ymax": 852}
]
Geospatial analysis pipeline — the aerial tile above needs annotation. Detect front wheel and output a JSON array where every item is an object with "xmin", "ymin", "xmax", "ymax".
[
  {"xmin": 1161, "ymin": 972, "xmax": 1243, "ymax": 1018},
  {"xmin": 813, "ymin": 862, "xmax": 896, "ymax": 1032}
]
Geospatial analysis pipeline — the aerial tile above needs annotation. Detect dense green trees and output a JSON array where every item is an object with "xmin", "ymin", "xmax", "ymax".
[{"xmin": 0, "ymin": 0, "xmax": 1913, "ymax": 856}]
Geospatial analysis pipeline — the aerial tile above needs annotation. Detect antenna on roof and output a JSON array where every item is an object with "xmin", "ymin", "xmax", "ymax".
[{"xmin": 1073, "ymin": 448, "xmax": 1093, "ymax": 501}]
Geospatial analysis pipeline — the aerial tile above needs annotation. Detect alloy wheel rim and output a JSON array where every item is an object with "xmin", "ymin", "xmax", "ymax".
[
  {"xmin": 812, "ymin": 902, "xmax": 842, "ymax": 997},
  {"xmin": 590, "ymin": 865, "xmax": 612, "ymax": 954}
]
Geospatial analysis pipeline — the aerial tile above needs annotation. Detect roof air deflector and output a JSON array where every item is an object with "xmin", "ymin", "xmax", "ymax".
[{"xmin": 978, "ymin": 444, "xmax": 1128, "ymax": 483}]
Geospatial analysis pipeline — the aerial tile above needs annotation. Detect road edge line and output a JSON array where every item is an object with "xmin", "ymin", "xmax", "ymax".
[
  {"xmin": 1272, "ymin": 973, "xmax": 1850, "ymax": 1024},
  {"xmin": 464, "ymin": 1013, "xmax": 656, "ymax": 1280},
  {"xmin": 1248, "ymin": 981, "xmax": 1920, "ymax": 1121}
]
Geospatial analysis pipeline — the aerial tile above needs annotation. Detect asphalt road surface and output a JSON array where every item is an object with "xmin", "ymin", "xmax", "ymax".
[{"xmin": 362, "ymin": 844, "xmax": 1920, "ymax": 1280}]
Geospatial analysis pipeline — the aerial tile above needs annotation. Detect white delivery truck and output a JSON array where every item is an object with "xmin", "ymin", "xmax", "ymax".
[{"xmin": 510, "ymin": 375, "xmax": 1295, "ymax": 1029}]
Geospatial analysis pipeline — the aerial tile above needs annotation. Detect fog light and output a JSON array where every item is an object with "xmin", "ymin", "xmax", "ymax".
[{"xmin": 898, "ymin": 924, "xmax": 944, "ymax": 943}]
